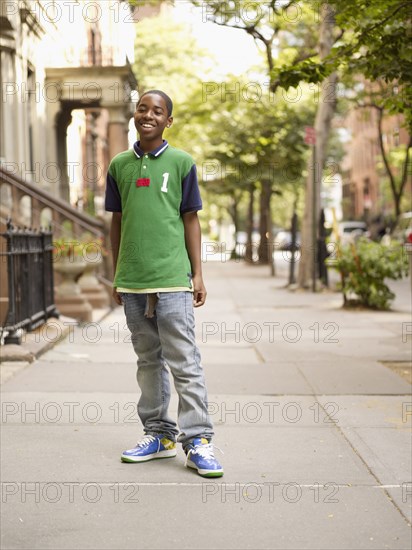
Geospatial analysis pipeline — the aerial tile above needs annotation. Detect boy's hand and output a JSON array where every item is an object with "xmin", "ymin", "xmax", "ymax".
[
  {"xmin": 113, "ymin": 288, "xmax": 123, "ymax": 305},
  {"xmin": 192, "ymin": 275, "xmax": 207, "ymax": 307}
]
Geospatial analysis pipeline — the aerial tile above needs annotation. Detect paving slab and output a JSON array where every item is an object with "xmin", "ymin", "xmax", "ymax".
[
  {"xmin": 0, "ymin": 361, "xmax": 137, "ymax": 392},
  {"xmin": 296, "ymin": 360, "xmax": 411, "ymax": 395},
  {"xmin": 1, "ymin": 359, "xmax": 312, "ymax": 394},
  {"xmin": 386, "ymin": 485, "xmax": 412, "ymax": 524},
  {"xmin": 1, "ymin": 393, "xmax": 334, "ymax": 427},
  {"xmin": 1, "ymin": 423, "xmax": 377, "ymax": 485},
  {"xmin": 337, "ymin": 426, "xmax": 412, "ymax": 485},
  {"xmin": 255, "ymin": 338, "xmax": 411, "ymax": 363},
  {"xmin": 199, "ymin": 344, "xmax": 262, "ymax": 365},
  {"xmin": 39, "ymin": 341, "xmax": 262, "ymax": 366},
  {"xmin": 203, "ymin": 363, "xmax": 314, "ymax": 394},
  {"xmin": 0, "ymin": 362, "xmax": 31, "ymax": 385},
  {"xmin": 1, "ymin": 485, "xmax": 410, "ymax": 550},
  {"xmin": 38, "ymin": 343, "xmax": 137, "ymax": 364},
  {"xmin": 317, "ymin": 396, "xmax": 412, "ymax": 428}
]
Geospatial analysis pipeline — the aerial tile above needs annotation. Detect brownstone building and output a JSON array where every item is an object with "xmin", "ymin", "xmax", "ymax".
[{"xmin": 341, "ymin": 105, "xmax": 410, "ymax": 223}]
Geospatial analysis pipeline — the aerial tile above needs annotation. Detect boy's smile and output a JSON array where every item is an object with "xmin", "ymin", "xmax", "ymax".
[{"xmin": 134, "ymin": 93, "xmax": 173, "ymax": 149}]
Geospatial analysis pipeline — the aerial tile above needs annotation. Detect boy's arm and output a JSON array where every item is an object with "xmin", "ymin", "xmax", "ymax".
[
  {"xmin": 110, "ymin": 212, "xmax": 123, "ymax": 305},
  {"xmin": 182, "ymin": 211, "xmax": 206, "ymax": 307}
]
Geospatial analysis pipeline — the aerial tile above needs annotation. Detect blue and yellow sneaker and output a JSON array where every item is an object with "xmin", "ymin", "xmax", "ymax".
[
  {"xmin": 185, "ymin": 438, "xmax": 224, "ymax": 478},
  {"xmin": 121, "ymin": 435, "xmax": 177, "ymax": 463}
]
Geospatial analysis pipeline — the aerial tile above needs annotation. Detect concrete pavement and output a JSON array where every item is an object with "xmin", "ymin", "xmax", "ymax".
[{"xmin": 1, "ymin": 257, "xmax": 411, "ymax": 549}]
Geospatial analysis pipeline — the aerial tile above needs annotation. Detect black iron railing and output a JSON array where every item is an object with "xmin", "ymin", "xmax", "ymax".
[{"xmin": 1, "ymin": 220, "xmax": 59, "ymax": 344}]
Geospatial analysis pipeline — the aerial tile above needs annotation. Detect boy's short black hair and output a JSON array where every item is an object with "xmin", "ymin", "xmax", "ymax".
[{"xmin": 138, "ymin": 90, "xmax": 173, "ymax": 117}]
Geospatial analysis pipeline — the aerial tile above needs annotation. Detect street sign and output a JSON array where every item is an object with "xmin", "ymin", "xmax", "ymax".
[{"xmin": 304, "ymin": 126, "xmax": 316, "ymax": 145}]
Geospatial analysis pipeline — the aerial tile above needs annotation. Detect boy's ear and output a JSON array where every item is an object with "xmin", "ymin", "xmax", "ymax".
[{"xmin": 166, "ymin": 116, "xmax": 173, "ymax": 128}]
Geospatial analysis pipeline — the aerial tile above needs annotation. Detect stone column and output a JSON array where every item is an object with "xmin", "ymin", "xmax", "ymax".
[
  {"xmin": 44, "ymin": 97, "xmax": 62, "ymax": 196},
  {"xmin": 56, "ymin": 107, "xmax": 73, "ymax": 203},
  {"xmin": 107, "ymin": 107, "xmax": 130, "ymax": 159}
]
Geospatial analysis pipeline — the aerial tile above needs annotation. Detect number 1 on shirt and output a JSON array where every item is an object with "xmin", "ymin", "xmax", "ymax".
[{"xmin": 161, "ymin": 172, "xmax": 169, "ymax": 193}]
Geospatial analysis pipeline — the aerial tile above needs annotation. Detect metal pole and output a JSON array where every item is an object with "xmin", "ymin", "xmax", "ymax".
[
  {"xmin": 268, "ymin": 206, "xmax": 275, "ymax": 277},
  {"xmin": 312, "ymin": 144, "xmax": 317, "ymax": 292},
  {"xmin": 289, "ymin": 210, "xmax": 297, "ymax": 285}
]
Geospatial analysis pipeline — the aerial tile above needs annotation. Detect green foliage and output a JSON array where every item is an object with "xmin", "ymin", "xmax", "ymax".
[
  {"xmin": 133, "ymin": 11, "xmax": 207, "ymax": 105},
  {"xmin": 328, "ymin": 238, "xmax": 409, "ymax": 310},
  {"xmin": 131, "ymin": 2, "xmax": 317, "ymax": 233},
  {"xmin": 273, "ymin": 0, "xmax": 412, "ymax": 130},
  {"xmin": 198, "ymin": 76, "xmax": 315, "ymax": 184},
  {"xmin": 195, "ymin": 76, "xmax": 316, "ymax": 231},
  {"xmin": 52, "ymin": 233, "xmax": 107, "ymax": 260},
  {"xmin": 131, "ymin": 9, "xmax": 214, "ymax": 160}
]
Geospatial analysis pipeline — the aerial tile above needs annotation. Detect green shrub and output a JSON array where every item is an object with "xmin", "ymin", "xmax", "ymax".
[{"xmin": 327, "ymin": 238, "xmax": 409, "ymax": 310}]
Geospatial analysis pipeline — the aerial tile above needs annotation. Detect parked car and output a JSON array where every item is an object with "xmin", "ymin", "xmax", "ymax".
[
  {"xmin": 337, "ymin": 221, "xmax": 369, "ymax": 246},
  {"xmin": 273, "ymin": 230, "xmax": 301, "ymax": 251}
]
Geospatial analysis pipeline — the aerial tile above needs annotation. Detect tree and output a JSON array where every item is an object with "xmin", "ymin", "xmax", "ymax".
[
  {"xmin": 133, "ymin": 11, "xmax": 206, "ymax": 104},
  {"xmin": 197, "ymin": 76, "xmax": 314, "ymax": 264},
  {"xmin": 275, "ymin": 0, "xmax": 412, "ymax": 128},
  {"xmin": 189, "ymin": 0, "xmax": 412, "ymax": 283},
  {"xmin": 132, "ymin": 2, "xmax": 314, "ymax": 261},
  {"xmin": 297, "ymin": 5, "xmax": 337, "ymax": 287},
  {"xmin": 274, "ymin": 0, "xmax": 412, "ymax": 222},
  {"xmin": 131, "ymin": 8, "xmax": 218, "ymax": 163},
  {"xmin": 186, "ymin": 1, "xmax": 338, "ymax": 285}
]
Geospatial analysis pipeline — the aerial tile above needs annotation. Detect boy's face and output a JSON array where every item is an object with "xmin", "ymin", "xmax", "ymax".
[{"xmin": 134, "ymin": 93, "xmax": 173, "ymax": 141}]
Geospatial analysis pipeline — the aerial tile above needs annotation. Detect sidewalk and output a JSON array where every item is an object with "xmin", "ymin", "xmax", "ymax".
[{"xmin": 1, "ymin": 259, "xmax": 411, "ymax": 550}]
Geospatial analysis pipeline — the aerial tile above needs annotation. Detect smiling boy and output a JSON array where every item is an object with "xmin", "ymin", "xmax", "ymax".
[{"xmin": 105, "ymin": 90, "xmax": 223, "ymax": 477}]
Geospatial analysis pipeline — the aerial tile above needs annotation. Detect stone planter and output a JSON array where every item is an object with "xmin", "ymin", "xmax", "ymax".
[
  {"xmin": 54, "ymin": 257, "xmax": 87, "ymax": 296},
  {"xmin": 53, "ymin": 257, "xmax": 92, "ymax": 322},
  {"xmin": 78, "ymin": 256, "xmax": 110, "ymax": 308}
]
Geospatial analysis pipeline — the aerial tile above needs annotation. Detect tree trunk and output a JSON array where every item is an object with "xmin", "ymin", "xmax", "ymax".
[
  {"xmin": 228, "ymin": 196, "xmax": 239, "ymax": 236},
  {"xmin": 245, "ymin": 184, "xmax": 255, "ymax": 263},
  {"xmin": 258, "ymin": 180, "xmax": 272, "ymax": 264},
  {"xmin": 298, "ymin": 3, "xmax": 338, "ymax": 288},
  {"xmin": 376, "ymin": 106, "xmax": 412, "ymax": 219},
  {"xmin": 230, "ymin": 194, "xmax": 239, "ymax": 257}
]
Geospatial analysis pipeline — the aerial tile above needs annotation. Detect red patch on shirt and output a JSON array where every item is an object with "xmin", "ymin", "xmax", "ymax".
[{"xmin": 136, "ymin": 178, "xmax": 150, "ymax": 187}]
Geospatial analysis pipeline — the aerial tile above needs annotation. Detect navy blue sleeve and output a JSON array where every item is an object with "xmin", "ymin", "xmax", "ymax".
[
  {"xmin": 180, "ymin": 164, "xmax": 202, "ymax": 214},
  {"xmin": 105, "ymin": 171, "xmax": 122, "ymax": 212}
]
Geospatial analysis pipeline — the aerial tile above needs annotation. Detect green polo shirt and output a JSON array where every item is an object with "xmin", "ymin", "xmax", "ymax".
[{"xmin": 105, "ymin": 140, "xmax": 202, "ymax": 290}]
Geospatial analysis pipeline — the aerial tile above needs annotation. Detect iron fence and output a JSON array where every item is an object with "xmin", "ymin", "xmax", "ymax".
[{"xmin": 1, "ymin": 220, "xmax": 59, "ymax": 344}]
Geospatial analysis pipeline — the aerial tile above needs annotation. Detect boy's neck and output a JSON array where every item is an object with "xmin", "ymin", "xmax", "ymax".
[{"xmin": 138, "ymin": 137, "xmax": 164, "ymax": 153}]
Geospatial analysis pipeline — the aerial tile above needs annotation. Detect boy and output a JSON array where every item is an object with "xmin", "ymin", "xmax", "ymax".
[{"xmin": 105, "ymin": 90, "xmax": 223, "ymax": 478}]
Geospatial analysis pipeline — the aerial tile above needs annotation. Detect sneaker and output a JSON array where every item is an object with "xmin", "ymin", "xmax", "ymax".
[
  {"xmin": 121, "ymin": 435, "xmax": 177, "ymax": 463},
  {"xmin": 185, "ymin": 438, "xmax": 224, "ymax": 478}
]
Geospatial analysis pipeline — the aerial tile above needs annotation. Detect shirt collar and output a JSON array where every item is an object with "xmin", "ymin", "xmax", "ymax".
[{"xmin": 133, "ymin": 140, "xmax": 169, "ymax": 159}]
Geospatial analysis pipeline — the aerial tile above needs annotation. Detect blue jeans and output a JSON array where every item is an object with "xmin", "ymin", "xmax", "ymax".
[{"xmin": 121, "ymin": 292, "xmax": 214, "ymax": 447}]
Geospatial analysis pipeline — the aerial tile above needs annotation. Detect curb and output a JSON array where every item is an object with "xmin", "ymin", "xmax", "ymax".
[
  {"xmin": 0, "ymin": 308, "xmax": 113, "ymax": 364},
  {"xmin": 0, "ymin": 317, "xmax": 73, "ymax": 364}
]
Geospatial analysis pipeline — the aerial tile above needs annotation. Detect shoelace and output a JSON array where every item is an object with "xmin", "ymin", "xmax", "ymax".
[
  {"xmin": 188, "ymin": 443, "xmax": 223, "ymax": 461},
  {"xmin": 136, "ymin": 435, "xmax": 157, "ymax": 449}
]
